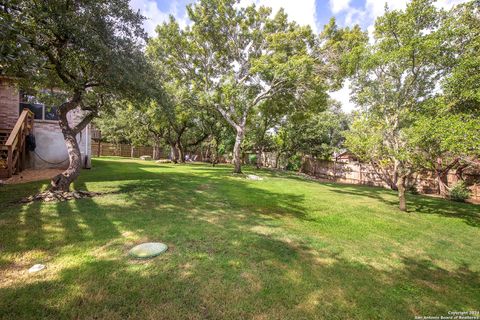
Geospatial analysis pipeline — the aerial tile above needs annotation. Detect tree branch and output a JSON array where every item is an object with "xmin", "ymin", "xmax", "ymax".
[
  {"xmin": 72, "ymin": 111, "xmax": 95, "ymax": 135},
  {"xmin": 216, "ymin": 105, "xmax": 240, "ymax": 131}
]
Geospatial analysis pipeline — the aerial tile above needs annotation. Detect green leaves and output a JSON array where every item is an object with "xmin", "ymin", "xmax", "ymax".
[{"xmin": 2, "ymin": 0, "xmax": 151, "ymax": 110}]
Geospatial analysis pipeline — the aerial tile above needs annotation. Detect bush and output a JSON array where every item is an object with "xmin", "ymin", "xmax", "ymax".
[
  {"xmin": 248, "ymin": 154, "xmax": 257, "ymax": 165},
  {"xmin": 407, "ymin": 184, "xmax": 419, "ymax": 195},
  {"xmin": 286, "ymin": 154, "xmax": 302, "ymax": 171},
  {"xmin": 449, "ymin": 181, "xmax": 471, "ymax": 202}
]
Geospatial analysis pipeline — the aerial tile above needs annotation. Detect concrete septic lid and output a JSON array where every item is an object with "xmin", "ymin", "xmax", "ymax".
[
  {"xmin": 129, "ymin": 242, "xmax": 168, "ymax": 259},
  {"xmin": 28, "ymin": 264, "xmax": 46, "ymax": 273}
]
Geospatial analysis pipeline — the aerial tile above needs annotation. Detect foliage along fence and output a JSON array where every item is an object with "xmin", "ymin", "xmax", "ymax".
[{"xmin": 299, "ymin": 156, "xmax": 480, "ymax": 201}]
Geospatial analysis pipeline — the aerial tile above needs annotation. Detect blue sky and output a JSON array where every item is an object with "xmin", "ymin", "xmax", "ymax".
[{"xmin": 130, "ymin": 0, "xmax": 466, "ymax": 112}]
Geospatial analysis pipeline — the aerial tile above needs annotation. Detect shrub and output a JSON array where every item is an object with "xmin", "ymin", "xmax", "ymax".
[
  {"xmin": 248, "ymin": 154, "xmax": 257, "ymax": 165},
  {"xmin": 449, "ymin": 181, "xmax": 471, "ymax": 202},
  {"xmin": 286, "ymin": 154, "xmax": 302, "ymax": 171},
  {"xmin": 407, "ymin": 184, "xmax": 419, "ymax": 195}
]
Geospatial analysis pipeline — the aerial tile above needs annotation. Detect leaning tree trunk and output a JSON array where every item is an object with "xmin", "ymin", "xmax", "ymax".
[
  {"xmin": 232, "ymin": 128, "xmax": 244, "ymax": 174},
  {"xmin": 397, "ymin": 174, "xmax": 407, "ymax": 212},
  {"xmin": 436, "ymin": 171, "xmax": 450, "ymax": 198},
  {"xmin": 50, "ymin": 128, "xmax": 82, "ymax": 192},
  {"xmin": 455, "ymin": 164, "xmax": 468, "ymax": 181}
]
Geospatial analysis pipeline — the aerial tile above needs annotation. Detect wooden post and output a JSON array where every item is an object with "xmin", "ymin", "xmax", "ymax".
[
  {"xmin": 20, "ymin": 139, "xmax": 26, "ymax": 171},
  {"xmin": 7, "ymin": 145, "xmax": 12, "ymax": 178}
]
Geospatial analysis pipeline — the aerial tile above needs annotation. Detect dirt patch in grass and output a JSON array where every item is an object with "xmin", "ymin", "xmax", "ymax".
[{"xmin": 3, "ymin": 168, "xmax": 64, "ymax": 184}]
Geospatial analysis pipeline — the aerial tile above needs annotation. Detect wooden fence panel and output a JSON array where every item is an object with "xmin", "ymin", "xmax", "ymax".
[
  {"xmin": 294, "ymin": 155, "xmax": 480, "ymax": 201},
  {"xmin": 92, "ymin": 141, "xmax": 158, "ymax": 158}
]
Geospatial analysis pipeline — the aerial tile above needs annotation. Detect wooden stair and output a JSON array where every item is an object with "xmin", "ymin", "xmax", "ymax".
[{"xmin": 0, "ymin": 109, "xmax": 34, "ymax": 179}]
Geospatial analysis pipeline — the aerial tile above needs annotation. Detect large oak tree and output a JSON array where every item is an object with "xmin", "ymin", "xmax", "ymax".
[
  {"xmin": 346, "ymin": 0, "xmax": 444, "ymax": 211},
  {"xmin": 1, "ymin": 0, "xmax": 153, "ymax": 191},
  {"xmin": 149, "ymin": 0, "xmax": 326, "ymax": 173}
]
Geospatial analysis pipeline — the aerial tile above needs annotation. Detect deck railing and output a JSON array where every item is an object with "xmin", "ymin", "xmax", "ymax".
[{"xmin": 2, "ymin": 109, "xmax": 34, "ymax": 178}]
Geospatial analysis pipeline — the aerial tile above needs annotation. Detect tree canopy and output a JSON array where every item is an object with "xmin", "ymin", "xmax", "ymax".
[
  {"xmin": 2, "ymin": 0, "xmax": 156, "ymax": 190},
  {"xmin": 2, "ymin": 0, "xmax": 478, "ymax": 209}
]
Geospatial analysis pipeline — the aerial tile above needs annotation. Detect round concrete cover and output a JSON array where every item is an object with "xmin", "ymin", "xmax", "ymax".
[{"xmin": 129, "ymin": 242, "xmax": 168, "ymax": 259}]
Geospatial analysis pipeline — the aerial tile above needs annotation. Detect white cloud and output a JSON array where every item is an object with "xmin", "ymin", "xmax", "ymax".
[
  {"xmin": 329, "ymin": 0, "xmax": 351, "ymax": 14},
  {"xmin": 130, "ymin": 0, "xmax": 189, "ymax": 36},
  {"xmin": 239, "ymin": 0, "xmax": 319, "ymax": 33},
  {"xmin": 329, "ymin": 79, "xmax": 355, "ymax": 113},
  {"xmin": 434, "ymin": 0, "xmax": 467, "ymax": 9}
]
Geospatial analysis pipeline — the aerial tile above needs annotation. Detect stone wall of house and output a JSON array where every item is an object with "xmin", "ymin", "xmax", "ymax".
[{"xmin": 0, "ymin": 78, "xmax": 19, "ymax": 129}]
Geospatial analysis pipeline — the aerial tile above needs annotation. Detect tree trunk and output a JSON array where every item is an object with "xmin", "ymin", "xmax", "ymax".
[
  {"xmin": 170, "ymin": 145, "xmax": 178, "ymax": 163},
  {"xmin": 256, "ymin": 147, "xmax": 262, "ymax": 169},
  {"xmin": 455, "ymin": 164, "xmax": 468, "ymax": 181},
  {"xmin": 177, "ymin": 143, "xmax": 185, "ymax": 163},
  {"xmin": 397, "ymin": 174, "xmax": 407, "ymax": 212},
  {"xmin": 232, "ymin": 128, "xmax": 244, "ymax": 174},
  {"xmin": 50, "ymin": 128, "xmax": 82, "ymax": 192},
  {"xmin": 436, "ymin": 171, "xmax": 449, "ymax": 198},
  {"xmin": 212, "ymin": 154, "xmax": 217, "ymax": 167},
  {"xmin": 152, "ymin": 138, "xmax": 161, "ymax": 160},
  {"xmin": 391, "ymin": 162, "xmax": 399, "ymax": 190}
]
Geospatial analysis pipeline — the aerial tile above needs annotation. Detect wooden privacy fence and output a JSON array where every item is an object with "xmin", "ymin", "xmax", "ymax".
[
  {"xmin": 91, "ymin": 140, "xmax": 229, "ymax": 163},
  {"xmin": 92, "ymin": 141, "xmax": 162, "ymax": 158},
  {"xmin": 299, "ymin": 156, "xmax": 480, "ymax": 201}
]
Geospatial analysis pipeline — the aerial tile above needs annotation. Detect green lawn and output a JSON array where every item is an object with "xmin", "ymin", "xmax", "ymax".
[{"xmin": 0, "ymin": 158, "xmax": 479, "ymax": 319}]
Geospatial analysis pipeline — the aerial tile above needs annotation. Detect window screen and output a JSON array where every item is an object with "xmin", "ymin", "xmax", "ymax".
[
  {"xmin": 44, "ymin": 106, "xmax": 59, "ymax": 121},
  {"xmin": 20, "ymin": 103, "xmax": 43, "ymax": 120}
]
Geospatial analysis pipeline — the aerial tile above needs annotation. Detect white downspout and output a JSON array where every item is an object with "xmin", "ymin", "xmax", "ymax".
[{"xmin": 84, "ymin": 125, "xmax": 89, "ymax": 168}]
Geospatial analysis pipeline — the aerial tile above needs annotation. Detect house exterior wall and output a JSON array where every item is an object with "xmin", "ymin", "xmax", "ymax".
[
  {"xmin": 0, "ymin": 77, "xmax": 91, "ymax": 170},
  {"xmin": 32, "ymin": 111, "xmax": 92, "ymax": 170},
  {"xmin": 0, "ymin": 78, "xmax": 19, "ymax": 129}
]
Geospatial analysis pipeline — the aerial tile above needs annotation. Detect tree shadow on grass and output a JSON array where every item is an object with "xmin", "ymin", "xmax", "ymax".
[
  {"xmin": 113, "ymin": 171, "xmax": 309, "ymax": 222},
  {"xmin": 0, "ymin": 227, "xmax": 478, "ymax": 319},
  {"xmin": 408, "ymin": 196, "xmax": 480, "ymax": 228},
  {"xmin": 1, "ymin": 160, "xmax": 479, "ymax": 318},
  {"xmin": 327, "ymin": 185, "xmax": 480, "ymax": 228},
  {"xmin": 0, "ymin": 182, "xmax": 48, "ymax": 254}
]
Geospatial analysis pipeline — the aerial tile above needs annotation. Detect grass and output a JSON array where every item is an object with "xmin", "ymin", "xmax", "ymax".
[{"xmin": 0, "ymin": 157, "xmax": 479, "ymax": 319}]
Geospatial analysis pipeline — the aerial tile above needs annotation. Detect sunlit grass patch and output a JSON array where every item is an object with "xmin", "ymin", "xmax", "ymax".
[{"xmin": 0, "ymin": 157, "xmax": 478, "ymax": 319}]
